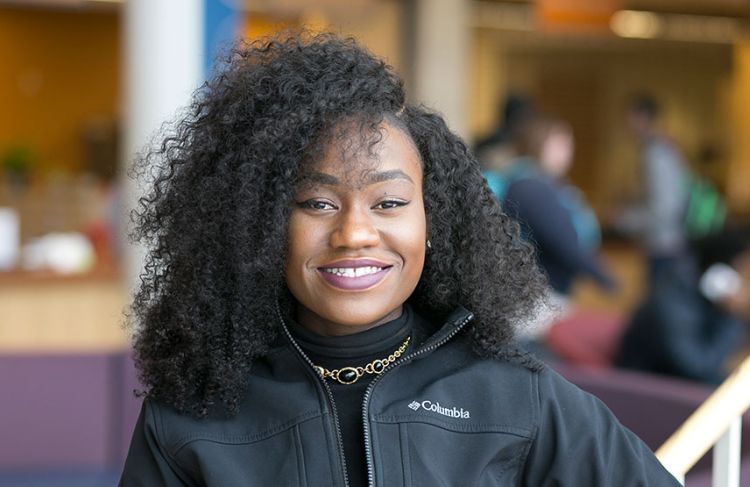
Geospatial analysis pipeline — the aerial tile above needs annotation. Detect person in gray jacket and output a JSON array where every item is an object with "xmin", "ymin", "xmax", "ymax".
[
  {"xmin": 120, "ymin": 34, "xmax": 680, "ymax": 486},
  {"xmin": 619, "ymin": 94, "xmax": 691, "ymax": 285}
]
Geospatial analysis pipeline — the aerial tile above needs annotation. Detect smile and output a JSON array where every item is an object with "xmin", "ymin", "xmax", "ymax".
[
  {"xmin": 317, "ymin": 261, "xmax": 393, "ymax": 291},
  {"xmin": 322, "ymin": 266, "xmax": 384, "ymax": 278}
]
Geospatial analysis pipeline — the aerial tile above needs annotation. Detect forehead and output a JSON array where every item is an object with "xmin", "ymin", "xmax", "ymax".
[{"xmin": 303, "ymin": 122, "xmax": 422, "ymax": 185}]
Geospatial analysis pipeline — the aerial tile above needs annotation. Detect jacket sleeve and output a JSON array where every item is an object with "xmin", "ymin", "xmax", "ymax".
[
  {"xmin": 522, "ymin": 368, "xmax": 681, "ymax": 486},
  {"xmin": 119, "ymin": 400, "xmax": 193, "ymax": 487}
]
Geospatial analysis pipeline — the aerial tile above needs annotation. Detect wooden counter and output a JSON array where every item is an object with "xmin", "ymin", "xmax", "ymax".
[{"xmin": 0, "ymin": 267, "xmax": 129, "ymax": 352}]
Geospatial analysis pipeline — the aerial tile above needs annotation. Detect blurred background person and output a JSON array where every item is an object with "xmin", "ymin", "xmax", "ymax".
[
  {"xmin": 474, "ymin": 93, "xmax": 535, "ymax": 173},
  {"xmin": 495, "ymin": 114, "xmax": 616, "ymax": 296},
  {"xmin": 617, "ymin": 93, "xmax": 691, "ymax": 286},
  {"xmin": 617, "ymin": 226, "xmax": 750, "ymax": 385},
  {"xmin": 485, "ymin": 113, "xmax": 617, "ymax": 356}
]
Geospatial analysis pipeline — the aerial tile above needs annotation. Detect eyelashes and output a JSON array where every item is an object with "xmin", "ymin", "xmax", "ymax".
[
  {"xmin": 296, "ymin": 199, "xmax": 336, "ymax": 211},
  {"xmin": 295, "ymin": 199, "xmax": 410, "ymax": 212},
  {"xmin": 374, "ymin": 200, "xmax": 409, "ymax": 210}
]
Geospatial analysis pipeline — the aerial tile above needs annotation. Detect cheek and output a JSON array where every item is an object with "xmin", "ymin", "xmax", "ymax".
[
  {"xmin": 285, "ymin": 214, "xmax": 318, "ymax": 276},
  {"xmin": 398, "ymin": 205, "xmax": 427, "ymax": 272}
]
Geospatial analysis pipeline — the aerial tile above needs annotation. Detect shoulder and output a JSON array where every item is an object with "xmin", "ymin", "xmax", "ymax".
[
  {"xmin": 140, "ymin": 347, "xmax": 325, "ymax": 454},
  {"xmin": 503, "ymin": 177, "xmax": 558, "ymax": 220},
  {"xmin": 506, "ymin": 173, "xmax": 553, "ymax": 197},
  {"xmin": 511, "ymin": 362, "xmax": 681, "ymax": 484},
  {"xmin": 644, "ymin": 137, "xmax": 685, "ymax": 166},
  {"xmin": 139, "ymin": 398, "xmax": 223, "ymax": 454},
  {"xmin": 475, "ymin": 353, "xmax": 602, "ymax": 412},
  {"xmin": 532, "ymin": 365, "xmax": 614, "ymax": 416},
  {"xmin": 504, "ymin": 175, "xmax": 562, "ymax": 215}
]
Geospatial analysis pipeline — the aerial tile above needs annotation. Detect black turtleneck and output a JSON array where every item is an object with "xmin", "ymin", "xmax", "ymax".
[{"xmin": 289, "ymin": 305, "xmax": 414, "ymax": 487}]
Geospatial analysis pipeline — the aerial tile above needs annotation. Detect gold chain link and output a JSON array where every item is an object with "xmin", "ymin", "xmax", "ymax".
[{"xmin": 314, "ymin": 336, "xmax": 411, "ymax": 385}]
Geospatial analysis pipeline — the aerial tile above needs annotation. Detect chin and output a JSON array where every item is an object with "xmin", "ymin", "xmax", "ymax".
[{"xmin": 322, "ymin": 301, "xmax": 400, "ymax": 327}]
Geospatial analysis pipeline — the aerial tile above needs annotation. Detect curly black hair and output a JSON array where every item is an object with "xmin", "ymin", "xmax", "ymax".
[{"xmin": 130, "ymin": 33, "xmax": 547, "ymax": 418}]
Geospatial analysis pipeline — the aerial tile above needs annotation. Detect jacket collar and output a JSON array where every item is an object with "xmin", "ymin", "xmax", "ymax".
[
  {"xmin": 272, "ymin": 302, "xmax": 474, "ymax": 357},
  {"xmin": 413, "ymin": 305, "xmax": 474, "ymax": 352}
]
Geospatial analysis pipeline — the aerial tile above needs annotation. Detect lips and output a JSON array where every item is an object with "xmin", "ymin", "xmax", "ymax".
[{"xmin": 317, "ymin": 259, "xmax": 393, "ymax": 291}]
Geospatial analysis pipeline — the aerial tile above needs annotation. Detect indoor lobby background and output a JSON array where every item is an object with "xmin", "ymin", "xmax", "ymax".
[{"xmin": 1, "ymin": 0, "xmax": 749, "ymax": 486}]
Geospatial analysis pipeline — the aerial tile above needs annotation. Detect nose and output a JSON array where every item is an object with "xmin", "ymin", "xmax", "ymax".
[{"xmin": 329, "ymin": 206, "xmax": 380, "ymax": 250}]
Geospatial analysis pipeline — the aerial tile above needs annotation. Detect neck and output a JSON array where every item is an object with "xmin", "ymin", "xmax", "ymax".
[{"xmin": 296, "ymin": 305, "xmax": 404, "ymax": 337}]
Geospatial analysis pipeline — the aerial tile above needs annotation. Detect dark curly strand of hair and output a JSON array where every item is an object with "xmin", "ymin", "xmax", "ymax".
[{"xmin": 129, "ymin": 33, "xmax": 547, "ymax": 418}]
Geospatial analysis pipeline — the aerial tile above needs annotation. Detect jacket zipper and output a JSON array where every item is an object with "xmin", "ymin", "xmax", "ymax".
[
  {"xmin": 277, "ymin": 308, "xmax": 351, "ymax": 487},
  {"xmin": 361, "ymin": 313, "xmax": 474, "ymax": 487}
]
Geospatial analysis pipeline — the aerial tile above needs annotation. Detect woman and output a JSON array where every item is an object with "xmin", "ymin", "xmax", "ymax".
[
  {"xmin": 484, "ymin": 115, "xmax": 616, "ymax": 357},
  {"xmin": 489, "ymin": 114, "xmax": 615, "ymax": 296},
  {"xmin": 120, "ymin": 35, "xmax": 678, "ymax": 486}
]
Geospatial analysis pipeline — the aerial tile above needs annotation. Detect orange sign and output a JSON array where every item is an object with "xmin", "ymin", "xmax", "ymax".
[{"xmin": 535, "ymin": 0, "xmax": 622, "ymax": 33}]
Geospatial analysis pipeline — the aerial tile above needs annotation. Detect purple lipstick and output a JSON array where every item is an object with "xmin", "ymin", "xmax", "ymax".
[{"xmin": 318, "ymin": 259, "xmax": 392, "ymax": 291}]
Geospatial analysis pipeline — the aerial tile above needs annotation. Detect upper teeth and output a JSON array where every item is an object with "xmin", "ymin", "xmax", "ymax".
[{"xmin": 323, "ymin": 266, "xmax": 384, "ymax": 278}]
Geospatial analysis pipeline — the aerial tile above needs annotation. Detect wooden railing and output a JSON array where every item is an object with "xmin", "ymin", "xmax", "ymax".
[{"xmin": 656, "ymin": 355, "xmax": 750, "ymax": 485}]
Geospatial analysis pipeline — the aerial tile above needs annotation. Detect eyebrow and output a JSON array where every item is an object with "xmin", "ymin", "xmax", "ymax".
[
  {"xmin": 298, "ymin": 169, "xmax": 414, "ymax": 187},
  {"xmin": 299, "ymin": 172, "xmax": 339, "ymax": 186}
]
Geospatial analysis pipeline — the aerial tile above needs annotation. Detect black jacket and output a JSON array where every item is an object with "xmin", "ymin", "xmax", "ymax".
[{"xmin": 120, "ymin": 307, "xmax": 679, "ymax": 486}]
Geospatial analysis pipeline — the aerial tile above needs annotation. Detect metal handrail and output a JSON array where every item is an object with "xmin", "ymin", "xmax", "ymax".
[{"xmin": 656, "ymin": 355, "xmax": 750, "ymax": 485}]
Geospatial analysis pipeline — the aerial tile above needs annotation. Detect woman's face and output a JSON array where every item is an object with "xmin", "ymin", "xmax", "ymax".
[
  {"xmin": 539, "ymin": 129, "xmax": 574, "ymax": 179},
  {"xmin": 286, "ymin": 122, "xmax": 427, "ymax": 336}
]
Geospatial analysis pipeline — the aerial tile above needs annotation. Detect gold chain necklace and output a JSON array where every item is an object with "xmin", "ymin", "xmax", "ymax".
[{"xmin": 313, "ymin": 336, "xmax": 411, "ymax": 385}]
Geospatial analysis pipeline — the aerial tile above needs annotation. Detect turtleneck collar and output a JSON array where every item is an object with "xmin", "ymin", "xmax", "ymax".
[{"xmin": 289, "ymin": 305, "xmax": 413, "ymax": 361}]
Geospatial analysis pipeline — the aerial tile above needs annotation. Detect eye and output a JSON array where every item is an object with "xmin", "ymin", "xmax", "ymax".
[
  {"xmin": 374, "ymin": 199, "xmax": 409, "ymax": 210},
  {"xmin": 297, "ymin": 199, "xmax": 337, "ymax": 211}
]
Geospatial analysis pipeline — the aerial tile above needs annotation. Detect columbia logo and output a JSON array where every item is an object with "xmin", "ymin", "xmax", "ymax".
[{"xmin": 407, "ymin": 399, "xmax": 471, "ymax": 419}]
